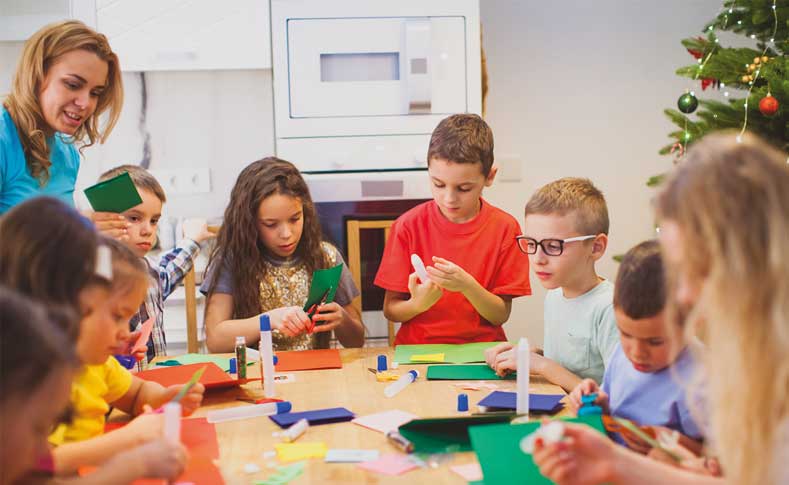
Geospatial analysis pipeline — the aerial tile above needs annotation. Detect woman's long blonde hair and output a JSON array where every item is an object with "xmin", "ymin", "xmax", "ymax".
[
  {"xmin": 656, "ymin": 132, "xmax": 789, "ymax": 485},
  {"xmin": 3, "ymin": 20, "xmax": 123, "ymax": 184}
]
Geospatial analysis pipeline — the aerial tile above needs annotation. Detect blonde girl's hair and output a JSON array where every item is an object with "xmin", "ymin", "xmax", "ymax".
[
  {"xmin": 3, "ymin": 20, "xmax": 123, "ymax": 185},
  {"xmin": 656, "ymin": 132, "xmax": 789, "ymax": 485},
  {"xmin": 100, "ymin": 236, "xmax": 150, "ymax": 296}
]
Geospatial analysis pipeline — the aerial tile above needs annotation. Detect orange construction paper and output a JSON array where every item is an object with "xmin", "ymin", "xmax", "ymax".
[
  {"xmin": 135, "ymin": 362, "xmax": 238, "ymax": 390},
  {"xmin": 274, "ymin": 349, "xmax": 342, "ymax": 372}
]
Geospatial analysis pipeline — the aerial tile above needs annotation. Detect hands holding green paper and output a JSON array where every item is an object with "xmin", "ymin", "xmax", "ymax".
[
  {"xmin": 268, "ymin": 303, "xmax": 349, "ymax": 337},
  {"xmin": 88, "ymin": 211, "xmax": 131, "ymax": 240},
  {"xmin": 484, "ymin": 342, "xmax": 548, "ymax": 377}
]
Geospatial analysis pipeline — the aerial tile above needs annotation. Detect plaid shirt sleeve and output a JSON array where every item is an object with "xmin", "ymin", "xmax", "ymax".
[{"xmin": 157, "ymin": 238, "xmax": 201, "ymax": 301}]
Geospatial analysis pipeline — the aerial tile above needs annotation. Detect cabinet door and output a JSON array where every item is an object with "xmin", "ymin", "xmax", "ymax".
[{"xmin": 96, "ymin": 0, "xmax": 270, "ymax": 71}]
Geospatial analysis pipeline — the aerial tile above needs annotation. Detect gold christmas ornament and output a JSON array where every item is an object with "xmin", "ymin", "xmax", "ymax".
[
  {"xmin": 754, "ymin": 57, "xmax": 761, "ymax": 64},
  {"xmin": 761, "ymin": 56, "xmax": 769, "ymax": 63}
]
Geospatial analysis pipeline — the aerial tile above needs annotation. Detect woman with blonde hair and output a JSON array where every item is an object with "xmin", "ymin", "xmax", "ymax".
[
  {"xmin": 532, "ymin": 132, "xmax": 789, "ymax": 485},
  {"xmin": 1, "ymin": 20, "xmax": 127, "ymax": 232}
]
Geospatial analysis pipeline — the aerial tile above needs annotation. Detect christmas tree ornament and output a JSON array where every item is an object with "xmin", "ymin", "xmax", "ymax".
[
  {"xmin": 677, "ymin": 92, "xmax": 698, "ymax": 114},
  {"xmin": 759, "ymin": 94, "xmax": 779, "ymax": 117},
  {"xmin": 753, "ymin": 57, "xmax": 761, "ymax": 64},
  {"xmin": 761, "ymin": 56, "xmax": 769, "ymax": 63}
]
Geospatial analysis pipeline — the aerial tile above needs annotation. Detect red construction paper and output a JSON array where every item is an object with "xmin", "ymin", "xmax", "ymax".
[
  {"xmin": 83, "ymin": 418, "xmax": 224, "ymax": 484},
  {"xmin": 273, "ymin": 349, "xmax": 342, "ymax": 372},
  {"xmin": 136, "ymin": 362, "xmax": 238, "ymax": 389}
]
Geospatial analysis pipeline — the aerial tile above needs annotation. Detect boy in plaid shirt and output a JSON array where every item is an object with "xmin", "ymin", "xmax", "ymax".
[{"xmin": 97, "ymin": 165, "xmax": 215, "ymax": 361}]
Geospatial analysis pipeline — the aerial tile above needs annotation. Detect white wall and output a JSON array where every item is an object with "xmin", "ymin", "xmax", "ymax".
[
  {"xmin": 479, "ymin": 0, "xmax": 714, "ymax": 345},
  {"xmin": 1, "ymin": 0, "xmax": 720, "ymax": 347}
]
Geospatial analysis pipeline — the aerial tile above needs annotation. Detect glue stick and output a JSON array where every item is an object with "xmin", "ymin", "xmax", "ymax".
[
  {"xmin": 163, "ymin": 402, "xmax": 181, "ymax": 444},
  {"xmin": 259, "ymin": 314, "xmax": 276, "ymax": 398}
]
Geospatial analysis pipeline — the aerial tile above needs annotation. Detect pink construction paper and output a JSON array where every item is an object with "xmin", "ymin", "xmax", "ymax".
[
  {"xmin": 133, "ymin": 317, "xmax": 154, "ymax": 352},
  {"xmin": 351, "ymin": 409, "xmax": 417, "ymax": 434},
  {"xmin": 450, "ymin": 463, "xmax": 483, "ymax": 481},
  {"xmin": 357, "ymin": 454, "xmax": 418, "ymax": 476}
]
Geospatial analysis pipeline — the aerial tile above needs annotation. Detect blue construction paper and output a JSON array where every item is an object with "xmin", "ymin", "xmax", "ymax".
[
  {"xmin": 477, "ymin": 391, "xmax": 565, "ymax": 413},
  {"xmin": 270, "ymin": 407, "xmax": 355, "ymax": 428}
]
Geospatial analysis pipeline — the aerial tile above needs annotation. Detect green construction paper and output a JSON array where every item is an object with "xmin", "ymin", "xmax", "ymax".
[
  {"xmin": 393, "ymin": 342, "xmax": 503, "ymax": 364},
  {"xmin": 303, "ymin": 264, "xmax": 343, "ymax": 311},
  {"xmin": 155, "ymin": 353, "xmax": 255, "ymax": 372},
  {"xmin": 398, "ymin": 415, "xmax": 513, "ymax": 454},
  {"xmin": 469, "ymin": 415, "xmax": 606, "ymax": 485},
  {"xmin": 426, "ymin": 364, "xmax": 515, "ymax": 381},
  {"xmin": 254, "ymin": 461, "xmax": 305, "ymax": 485},
  {"xmin": 84, "ymin": 172, "xmax": 143, "ymax": 213}
]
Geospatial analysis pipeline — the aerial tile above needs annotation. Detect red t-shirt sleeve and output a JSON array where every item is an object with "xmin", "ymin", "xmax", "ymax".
[
  {"xmin": 488, "ymin": 219, "xmax": 532, "ymax": 297},
  {"xmin": 374, "ymin": 218, "xmax": 411, "ymax": 293}
]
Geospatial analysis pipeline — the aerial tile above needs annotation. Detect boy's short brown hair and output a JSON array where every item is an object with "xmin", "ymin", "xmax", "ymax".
[
  {"xmin": 614, "ymin": 240, "xmax": 665, "ymax": 319},
  {"xmin": 427, "ymin": 113, "xmax": 494, "ymax": 176},
  {"xmin": 99, "ymin": 165, "xmax": 167, "ymax": 203},
  {"xmin": 524, "ymin": 177, "xmax": 609, "ymax": 235}
]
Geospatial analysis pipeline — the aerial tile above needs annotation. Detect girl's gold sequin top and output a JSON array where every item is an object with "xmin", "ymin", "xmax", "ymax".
[{"xmin": 258, "ymin": 241, "xmax": 338, "ymax": 351}]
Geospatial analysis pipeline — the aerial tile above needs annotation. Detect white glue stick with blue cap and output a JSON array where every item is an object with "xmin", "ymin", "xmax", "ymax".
[
  {"xmin": 384, "ymin": 370, "xmax": 419, "ymax": 398},
  {"xmin": 163, "ymin": 402, "xmax": 181, "ymax": 443},
  {"xmin": 206, "ymin": 401, "xmax": 292, "ymax": 424},
  {"xmin": 259, "ymin": 314, "xmax": 276, "ymax": 398}
]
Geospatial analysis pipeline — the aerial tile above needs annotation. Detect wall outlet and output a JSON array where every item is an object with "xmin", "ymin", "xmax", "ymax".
[{"xmin": 149, "ymin": 168, "xmax": 211, "ymax": 195}]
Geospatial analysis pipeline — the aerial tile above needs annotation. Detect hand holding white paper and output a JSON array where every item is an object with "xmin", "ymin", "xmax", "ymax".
[{"xmin": 411, "ymin": 254, "xmax": 429, "ymax": 283}]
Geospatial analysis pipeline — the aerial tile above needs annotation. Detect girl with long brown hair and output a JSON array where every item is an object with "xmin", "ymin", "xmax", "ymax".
[
  {"xmin": 1, "ymin": 20, "xmax": 129, "ymax": 237},
  {"xmin": 532, "ymin": 133, "xmax": 789, "ymax": 485},
  {"xmin": 202, "ymin": 157, "xmax": 365, "ymax": 352}
]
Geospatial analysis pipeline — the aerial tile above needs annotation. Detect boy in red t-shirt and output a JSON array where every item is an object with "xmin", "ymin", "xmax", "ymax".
[{"xmin": 374, "ymin": 114, "xmax": 531, "ymax": 344}]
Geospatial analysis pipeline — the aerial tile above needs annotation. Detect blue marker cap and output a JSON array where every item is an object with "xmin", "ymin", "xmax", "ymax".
[
  {"xmin": 273, "ymin": 354, "xmax": 278, "ymax": 365},
  {"xmin": 377, "ymin": 354, "xmax": 388, "ymax": 372},
  {"xmin": 259, "ymin": 314, "xmax": 271, "ymax": 331},
  {"xmin": 228, "ymin": 357, "xmax": 237, "ymax": 374},
  {"xmin": 408, "ymin": 370, "xmax": 419, "ymax": 380},
  {"xmin": 275, "ymin": 401, "xmax": 292, "ymax": 414},
  {"xmin": 114, "ymin": 354, "xmax": 136, "ymax": 370},
  {"xmin": 457, "ymin": 393, "xmax": 469, "ymax": 412}
]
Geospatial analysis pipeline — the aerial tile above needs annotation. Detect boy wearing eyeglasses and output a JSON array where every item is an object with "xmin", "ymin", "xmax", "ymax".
[
  {"xmin": 374, "ymin": 114, "xmax": 532, "ymax": 344},
  {"xmin": 485, "ymin": 177, "xmax": 618, "ymax": 391}
]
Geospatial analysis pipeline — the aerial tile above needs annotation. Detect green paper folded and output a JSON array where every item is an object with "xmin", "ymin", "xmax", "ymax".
[
  {"xmin": 398, "ymin": 415, "xmax": 513, "ymax": 454},
  {"xmin": 469, "ymin": 415, "xmax": 606, "ymax": 485},
  {"xmin": 155, "ymin": 353, "xmax": 255, "ymax": 372},
  {"xmin": 426, "ymin": 364, "xmax": 515, "ymax": 381},
  {"xmin": 84, "ymin": 172, "xmax": 143, "ymax": 213},
  {"xmin": 303, "ymin": 264, "xmax": 343, "ymax": 311},
  {"xmin": 393, "ymin": 342, "xmax": 503, "ymax": 364}
]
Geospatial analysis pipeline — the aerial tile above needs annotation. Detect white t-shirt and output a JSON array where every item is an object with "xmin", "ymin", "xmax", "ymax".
[{"xmin": 543, "ymin": 279, "xmax": 619, "ymax": 383}]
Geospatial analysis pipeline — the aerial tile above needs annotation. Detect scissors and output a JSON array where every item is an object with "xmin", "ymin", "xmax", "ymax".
[{"xmin": 305, "ymin": 286, "xmax": 332, "ymax": 333}]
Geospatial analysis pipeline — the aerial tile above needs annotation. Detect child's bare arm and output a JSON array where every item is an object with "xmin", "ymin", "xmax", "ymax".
[
  {"xmin": 427, "ymin": 257, "xmax": 511, "ymax": 325},
  {"xmin": 494, "ymin": 350, "xmax": 583, "ymax": 392},
  {"xmin": 112, "ymin": 377, "xmax": 203, "ymax": 417},
  {"xmin": 52, "ymin": 414, "xmax": 163, "ymax": 474},
  {"xmin": 52, "ymin": 438, "xmax": 186, "ymax": 483}
]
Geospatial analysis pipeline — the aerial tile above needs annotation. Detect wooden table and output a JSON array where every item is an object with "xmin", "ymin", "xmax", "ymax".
[{"xmin": 177, "ymin": 348, "xmax": 568, "ymax": 484}]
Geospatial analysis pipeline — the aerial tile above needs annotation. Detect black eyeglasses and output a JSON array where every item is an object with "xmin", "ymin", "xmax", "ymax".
[{"xmin": 515, "ymin": 235, "xmax": 597, "ymax": 256}]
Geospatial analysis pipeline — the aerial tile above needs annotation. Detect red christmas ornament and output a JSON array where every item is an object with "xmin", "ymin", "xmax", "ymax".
[{"xmin": 759, "ymin": 95, "xmax": 779, "ymax": 117}]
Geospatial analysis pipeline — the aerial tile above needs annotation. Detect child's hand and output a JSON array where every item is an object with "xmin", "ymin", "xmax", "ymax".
[
  {"xmin": 491, "ymin": 348, "xmax": 548, "ymax": 377},
  {"xmin": 269, "ymin": 306, "xmax": 312, "ymax": 337},
  {"xmin": 311, "ymin": 302, "xmax": 345, "ymax": 334},
  {"xmin": 427, "ymin": 256, "xmax": 474, "ymax": 293},
  {"xmin": 567, "ymin": 379, "xmax": 608, "ymax": 415},
  {"xmin": 127, "ymin": 438, "xmax": 188, "ymax": 480},
  {"xmin": 485, "ymin": 342, "xmax": 513, "ymax": 368},
  {"xmin": 533, "ymin": 422, "xmax": 618, "ymax": 485},
  {"xmin": 161, "ymin": 383, "xmax": 205, "ymax": 416},
  {"xmin": 407, "ymin": 272, "xmax": 442, "ymax": 312},
  {"xmin": 87, "ymin": 211, "xmax": 130, "ymax": 241},
  {"xmin": 182, "ymin": 218, "xmax": 215, "ymax": 244},
  {"xmin": 124, "ymin": 411, "xmax": 164, "ymax": 444}
]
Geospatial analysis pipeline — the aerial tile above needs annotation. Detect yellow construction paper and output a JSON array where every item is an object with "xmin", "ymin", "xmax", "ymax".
[
  {"xmin": 274, "ymin": 442, "xmax": 328, "ymax": 462},
  {"xmin": 410, "ymin": 353, "xmax": 445, "ymax": 363}
]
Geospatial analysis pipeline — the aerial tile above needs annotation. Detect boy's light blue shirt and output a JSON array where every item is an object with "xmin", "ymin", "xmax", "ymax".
[
  {"xmin": 602, "ymin": 343, "xmax": 703, "ymax": 440},
  {"xmin": 543, "ymin": 279, "xmax": 618, "ymax": 383},
  {"xmin": 0, "ymin": 107, "xmax": 80, "ymax": 214}
]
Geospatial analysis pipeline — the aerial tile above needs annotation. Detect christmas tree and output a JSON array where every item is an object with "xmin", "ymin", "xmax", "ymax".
[{"xmin": 653, "ymin": 0, "xmax": 787, "ymax": 185}]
